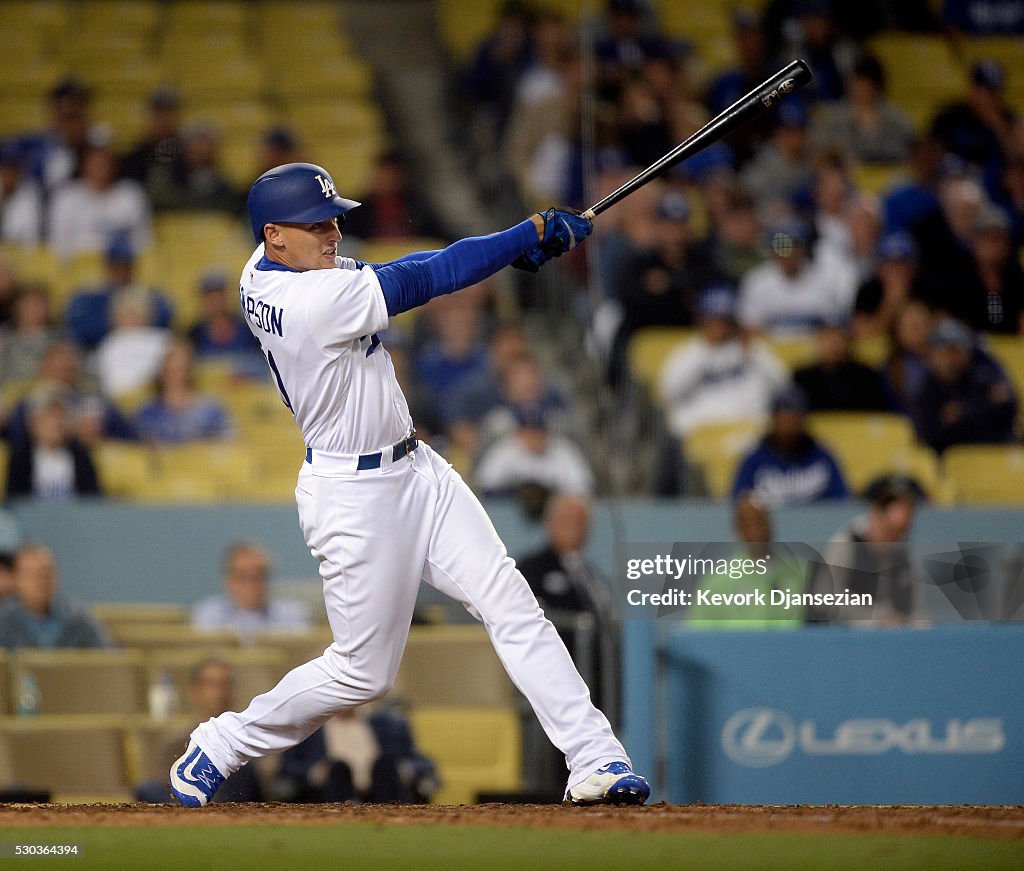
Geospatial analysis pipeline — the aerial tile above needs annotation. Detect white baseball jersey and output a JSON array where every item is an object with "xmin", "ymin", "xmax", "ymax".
[{"xmin": 238, "ymin": 243, "xmax": 411, "ymax": 454}]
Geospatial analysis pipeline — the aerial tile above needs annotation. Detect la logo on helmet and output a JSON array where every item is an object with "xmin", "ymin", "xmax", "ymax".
[{"xmin": 315, "ymin": 174, "xmax": 336, "ymax": 198}]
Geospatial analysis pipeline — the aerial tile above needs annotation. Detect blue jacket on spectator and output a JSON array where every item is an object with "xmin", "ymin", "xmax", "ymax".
[{"xmin": 732, "ymin": 434, "xmax": 849, "ymax": 506}]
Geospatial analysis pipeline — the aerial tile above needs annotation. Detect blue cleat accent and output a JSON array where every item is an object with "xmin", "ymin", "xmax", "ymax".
[
  {"xmin": 170, "ymin": 741, "xmax": 225, "ymax": 807},
  {"xmin": 566, "ymin": 761, "xmax": 651, "ymax": 805}
]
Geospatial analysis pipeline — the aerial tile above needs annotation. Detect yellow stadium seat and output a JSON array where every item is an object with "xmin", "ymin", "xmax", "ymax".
[
  {"xmin": 805, "ymin": 412, "xmax": 917, "ymax": 494},
  {"xmin": 11, "ymin": 649, "xmax": 147, "ymax": 715},
  {"xmin": 109, "ymin": 625, "xmax": 240, "ymax": 654},
  {"xmin": 853, "ymin": 163, "xmax": 909, "ymax": 196},
  {"xmin": 77, "ymin": 0, "xmax": 160, "ymax": 34},
  {"xmin": 249, "ymin": 631, "xmax": 334, "ymax": 672},
  {"xmin": 271, "ymin": 58, "xmax": 374, "ymax": 100},
  {"xmin": 0, "ymin": 244, "xmax": 60, "ymax": 291},
  {"xmin": 869, "ymin": 34, "xmax": 968, "ymax": 106},
  {"xmin": 984, "ymin": 335, "xmax": 1024, "ymax": 403},
  {"xmin": 144, "ymin": 648, "xmax": 288, "ymax": 714},
  {"xmin": 657, "ymin": 1, "xmax": 731, "ymax": 42},
  {"xmin": 628, "ymin": 327, "xmax": 696, "ymax": 395},
  {"xmin": 0, "ymin": 98, "xmax": 47, "ymax": 135},
  {"xmin": 766, "ymin": 335, "xmax": 819, "ymax": 372},
  {"xmin": 852, "ymin": 334, "xmax": 891, "ymax": 368},
  {"xmin": 393, "ymin": 626, "xmax": 518, "ymax": 709},
  {"xmin": 93, "ymin": 442, "xmax": 155, "ymax": 500},
  {"xmin": 437, "ymin": 0, "xmax": 505, "ymax": 61},
  {"xmin": 0, "ymin": 715, "xmax": 133, "ymax": 802},
  {"xmin": 410, "ymin": 706, "xmax": 522, "ymax": 805},
  {"xmin": 943, "ymin": 444, "xmax": 1024, "ymax": 506},
  {"xmin": 166, "ymin": 0, "xmax": 247, "ymax": 33},
  {"xmin": 684, "ymin": 418, "xmax": 765, "ymax": 498},
  {"xmin": 91, "ymin": 602, "xmax": 189, "ymax": 632},
  {"xmin": 140, "ymin": 442, "xmax": 255, "ymax": 504}
]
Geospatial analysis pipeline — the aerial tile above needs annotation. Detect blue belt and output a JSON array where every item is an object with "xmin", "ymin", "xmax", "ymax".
[{"xmin": 305, "ymin": 432, "xmax": 418, "ymax": 470}]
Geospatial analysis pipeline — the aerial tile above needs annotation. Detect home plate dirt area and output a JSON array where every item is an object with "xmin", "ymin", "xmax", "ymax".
[{"xmin": 1, "ymin": 802, "xmax": 1022, "ymax": 839}]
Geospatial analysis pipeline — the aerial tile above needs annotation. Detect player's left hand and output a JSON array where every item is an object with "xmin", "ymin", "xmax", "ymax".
[{"xmin": 539, "ymin": 207, "xmax": 592, "ymax": 257}]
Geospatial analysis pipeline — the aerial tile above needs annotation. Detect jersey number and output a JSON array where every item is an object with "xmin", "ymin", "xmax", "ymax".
[{"xmin": 262, "ymin": 346, "xmax": 294, "ymax": 412}]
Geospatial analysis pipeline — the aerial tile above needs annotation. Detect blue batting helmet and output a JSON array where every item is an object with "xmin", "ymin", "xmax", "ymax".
[{"xmin": 247, "ymin": 162, "xmax": 360, "ymax": 242}]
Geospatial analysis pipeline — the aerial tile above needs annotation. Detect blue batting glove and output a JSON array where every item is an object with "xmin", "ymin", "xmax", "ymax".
[
  {"xmin": 512, "ymin": 246, "xmax": 554, "ymax": 273},
  {"xmin": 539, "ymin": 207, "xmax": 593, "ymax": 257}
]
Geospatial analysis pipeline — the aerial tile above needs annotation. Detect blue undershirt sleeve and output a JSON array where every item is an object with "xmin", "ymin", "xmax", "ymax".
[
  {"xmin": 371, "ymin": 219, "xmax": 538, "ymax": 316},
  {"xmin": 353, "ymin": 250, "xmax": 440, "ymax": 270}
]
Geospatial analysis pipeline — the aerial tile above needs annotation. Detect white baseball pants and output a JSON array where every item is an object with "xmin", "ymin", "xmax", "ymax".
[{"xmin": 192, "ymin": 441, "xmax": 629, "ymax": 792}]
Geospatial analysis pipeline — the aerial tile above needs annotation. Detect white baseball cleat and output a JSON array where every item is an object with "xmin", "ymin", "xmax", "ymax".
[
  {"xmin": 566, "ymin": 762, "xmax": 651, "ymax": 805},
  {"xmin": 170, "ymin": 740, "xmax": 225, "ymax": 807}
]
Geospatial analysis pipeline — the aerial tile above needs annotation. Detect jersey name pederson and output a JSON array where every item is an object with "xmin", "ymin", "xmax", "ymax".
[{"xmin": 240, "ymin": 289, "xmax": 285, "ymax": 337}]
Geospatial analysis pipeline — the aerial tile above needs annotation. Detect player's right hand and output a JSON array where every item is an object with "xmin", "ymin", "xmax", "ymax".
[
  {"xmin": 512, "ymin": 246, "xmax": 553, "ymax": 272},
  {"xmin": 539, "ymin": 207, "xmax": 593, "ymax": 257}
]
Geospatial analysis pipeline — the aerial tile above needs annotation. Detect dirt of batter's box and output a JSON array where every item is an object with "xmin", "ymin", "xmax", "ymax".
[{"xmin": 0, "ymin": 803, "xmax": 1022, "ymax": 840}]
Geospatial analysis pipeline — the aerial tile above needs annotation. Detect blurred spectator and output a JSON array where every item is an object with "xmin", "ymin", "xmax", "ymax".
[
  {"xmin": 0, "ymin": 544, "xmax": 109, "ymax": 648},
  {"xmin": 882, "ymin": 136, "xmax": 946, "ymax": 233},
  {"xmin": 192, "ymin": 542, "xmax": 312, "ymax": 638},
  {"xmin": 686, "ymin": 495, "xmax": 808, "ymax": 626},
  {"xmin": 738, "ymin": 218, "xmax": 852, "ymax": 334},
  {"xmin": 342, "ymin": 152, "xmax": 441, "ymax": 240},
  {"xmin": 0, "ymin": 140, "xmax": 43, "ymax": 246},
  {"xmin": 943, "ymin": 0, "xmax": 1024, "ymax": 36},
  {"xmin": 658, "ymin": 287, "xmax": 789, "ymax": 439},
  {"xmin": 770, "ymin": 0, "xmax": 849, "ymax": 102},
  {"xmin": 148, "ymin": 121, "xmax": 239, "ymax": 213},
  {"xmin": 516, "ymin": 493, "xmax": 613, "ymax": 793},
  {"xmin": 5, "ymin": 392, "xmax": 101, "ymax": 501},
  {"xmin": 731, "ymin": 386, "xmax": 849, "ymax": 507},
  {"xmin": 47, "ymin": 140, "xmax": 152, "ymax": 260},
  {"xmin": 594, "ymin": 0, "xmax": 672, "ymax": 86},
  {"xmin": 741, "ymin": 101, "xmax": 815, "ymax": 210},
  {"xmin": 0, "ymin": 551, "xmax": 13, "ymax": 601},
  {"xmin": 807, "ymin": 152, "xmax": 855, "ymax": 261},
  {"xmin": 463, "ymin": 0, "xmax": 535, "ymax": 141},
  {"xmin": 135, "ymin": 340, "xmax": 233, "ymax": 444},
  {"xmin": 913, "ymin": 176, "xmax": 987, "ymax": 311},
  {"xmin": 516, "ymin": 12, "xmax": 571, "ymax": 108},
  {"xmin": 187, "ymin": 268, "xmax": 262, "ymax": 367},
  {"xmin": 853, "ymin": 231, "xmax": 933, "ymax": 338},
  {"xmin": 807, "ymin": 474, "xmax": 920, "ymax": 625},
  {"xmin": 255, "ymin": 126, "xmax": 301, "ymax": 177},
  {"xmin": 3, "ymin": 341, "xmax": 138, "ymax": 446},
  {"xmin": 136, "ymin": 658, "xmax": 263, "ymax": 803},
  {"xmin": 814, "ymin": 53, "xmax": 915, "ymax": 165},
  {"xmin": 92, "ymin": 288, "xmax": 172, "ymax": 399},
  {"xmin": 121, "ymin": 86, "xmax": 186, "ymax": 195},
  {"xmin": 984, "ymin": 151, "xmax": 1024, "ymax": 245},
  {"xmin": 910, "ymin": 317, "xmax": 1017, "ymax": 452},
  {"xmin": 0, "ymin": 260, "xmax": 18, "ymax": 328},
  {"xmin": 930, "ymin": 59, "xmax": 1016, "ymax": 170},
  {"xmin": 66, "ymin": 234, "xmax": 174, "ymax": 350},
  {"xmin": 18, "ymin": 77, "xmax": 92, "ymax": 192},
  {"xmin": 609, "ymin": 191, "xmax": 724, "ymax": 379},
  {"xmin": 792, "ymin": 318, "xmax": 889, "ymax": 411},
  {"xmin": 697, "ymin": 188, "xmax": 766, "ymax": 284},
  {"xmin": 416, "ymin": 292, "xmax": 491, "ymax": 429},
  {"xmin": 880, "ymin": 300, "xmax": 936, "ymax": 412},
  {"xmin": 474, "ymin": 401, "xmax": 594, "ymax": 496},
  {"xmin": 273, "ymin": 704, "xmax": 437, "ymax": 804},
  {"xmin": 705, "ymin": 9, "xmax": 776, "ymax": 162},
  {"xmin": 950, "ymin": 205, "xmax": 1024, "ymax": 334},
  {"xmin": 0, "ymin": 284, "xmax": 57, "ymax": 389}
]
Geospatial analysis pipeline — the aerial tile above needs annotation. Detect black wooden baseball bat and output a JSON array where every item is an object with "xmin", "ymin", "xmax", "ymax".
[{"xmin": 581, "ymin": 59, "xmax": 814, "ymax": 220}]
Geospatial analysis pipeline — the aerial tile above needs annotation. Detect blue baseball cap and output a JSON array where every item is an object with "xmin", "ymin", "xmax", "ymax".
[
  {"xmin": 698, "ymin": 285, "xmax": 738, "ymax": 320},
  {"xmin": 877, "ymin": 231, "xmax": 918, "ymax": 262}
]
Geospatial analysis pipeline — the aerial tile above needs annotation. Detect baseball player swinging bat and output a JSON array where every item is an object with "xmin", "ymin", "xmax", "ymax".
[{"xmin": 581, "ymin": 59, "xmax": 814, "ymax": 221}]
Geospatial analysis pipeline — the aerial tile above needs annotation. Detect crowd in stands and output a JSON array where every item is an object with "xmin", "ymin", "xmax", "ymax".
[{"xmin": 458, "ymin": 0, "xmax": 1024, "ymax": 502}]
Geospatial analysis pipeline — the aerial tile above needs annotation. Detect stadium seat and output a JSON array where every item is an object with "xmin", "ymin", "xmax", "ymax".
[
  {"xmin": 92, "ymin": 442, "xmax": 154, "ymax": 501},
  {"xmin": 869, "ymin": 35, "xmax": 968, "ymax": 107},
  {"xmin": 437, "ymin": 0, "xmax": 506, "ymax": 61},
  {"xmin": 393, "ymin": 626, "xmax": 518, "ymax": 709},
  {"xmin": 410, "ymin": 706, "xmax": 522, "ymax": 805},
  {"xmin": 10, "ymin": 649, "xmax": 147, "ymax": 715},
  {"xmin": 249, "ymin": 631, "xmax": 334, "ymax": 673},
  {"xmin": 984, "ymin": 335, "xmax": 1024, "ymax": 403},
  {"xmin": 942, "ymin": 445, "xmax": 1024, "ymax": 506},
  {"xmin": 126, "ymin": 714, "xmax": 199, "ymax": 786},
  {"xmin": 108, "ymin": 625, "xmax": 240, "ymax": 654},
  {"xmin": 766, "ymin": 335, "xmax": 819, "ymax": 372},
  {"xmin": 656, "ymin": 2, "xmax": 731, "ymax": 43},
  {"xmin": 144, "ymin": 648, "xmax": 288, "ymax": 714},
  {"xmin": 90, "ymin": 603, "xmax": 189, "ymax": 635},
  {"xmin": 165, "ymin": 0, "xmax": 247, "ymax": 34},
  {"xmin": 0, "ymin": 715, "xmax": 133, "ymax": 801},
  {"xmin": 684, "ymin": 418, "xmax": 765, "ymax": 498},
  {"xmin": 76, "ymin": 0, "xmax": 160, "ymax": 35},
  {"xmin": 628, "ymin": 327, "xmax": 695, "ymax": 395},
  {"xmin": 805, "ymin": 412, "xmax": 917, "ymax": 494},
  {"xmin": 852, "ymin": 163, "xmax": 909, "ymax": 196},
  {"xmin": 851, "ymin": 333, "xmax": 891, "ymax": 368}
]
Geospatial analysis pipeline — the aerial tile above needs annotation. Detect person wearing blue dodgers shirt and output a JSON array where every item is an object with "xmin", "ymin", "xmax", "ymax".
[
  {"xmin": 169, "ymin": 162, "xmax": 650, "ymax": 808},
  {"xmin": 731, "ymin": 384, "xmax": 849, "ymax": 508}
]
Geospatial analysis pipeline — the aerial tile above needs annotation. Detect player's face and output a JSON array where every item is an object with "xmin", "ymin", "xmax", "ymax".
[{"xmin": 265, "ymin": 218, "xmax": 343, "ymax": 271}]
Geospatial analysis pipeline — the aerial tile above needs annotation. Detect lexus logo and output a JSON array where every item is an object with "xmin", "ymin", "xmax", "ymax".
[{"xmin": 722, "ymin": 708, "xmax": 796, "ymax": 767}]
